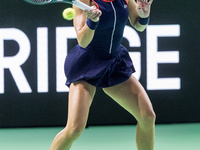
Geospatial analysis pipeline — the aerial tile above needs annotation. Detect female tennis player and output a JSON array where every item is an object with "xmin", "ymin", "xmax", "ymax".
[{"xmin": 50, "ymin": 0, "xmax": 155, "ymax": 149}]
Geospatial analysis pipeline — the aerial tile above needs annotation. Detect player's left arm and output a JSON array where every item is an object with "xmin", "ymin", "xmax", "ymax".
[{"xmin": 128, "ymin": 0, "xmax": 153, "ymax": 32}]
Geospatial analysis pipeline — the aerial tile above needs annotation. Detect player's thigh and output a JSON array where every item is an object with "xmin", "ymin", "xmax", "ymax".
[
  {"xmin": 67, "ymin": 81, "xmax": 96, "ymax": 130},
  {"xmin": 103, "ymin": 76, "xmax": 154, "ymax": 122}
]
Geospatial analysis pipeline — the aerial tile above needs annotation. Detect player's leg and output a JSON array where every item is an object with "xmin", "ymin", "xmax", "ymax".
[
  {"xmin": 50, "ymin": 81, "xmax": 96, "ymax": 150},
  {"xmin": 103, "ymin": 76, "xmax": 156, "ymax": 150}
]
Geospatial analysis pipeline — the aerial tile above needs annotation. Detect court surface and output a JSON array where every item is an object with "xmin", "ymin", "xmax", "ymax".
[{"xmin": 0, "ymin": 123, "xmax": 199, "ymax": 150}]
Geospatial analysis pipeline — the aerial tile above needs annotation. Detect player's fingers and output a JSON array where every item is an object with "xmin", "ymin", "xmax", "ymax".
[
  {"xmin": 85, "ymin": 9, "xmax": 102, "ymax": 21},
  {"xmin": 97, "ymin": 10, "xmax": 102, "ymax": 17},
  {"xmin": 148, "ymin": 0, "xmax": 153, "ymax": 4},
  {"xmin": 89, "ymin": 10, "xmax": 101, "ymax": 19},
  {"xmin": 84, "ymin": 5, "xmax": 96, "ymax": 14},
  {"xmin": 137, "ymin": 1, "xmax": 144, "ymax": 8},
  {"xmin": 91, "ymin": 5, "xmax": 97, "ymax": 9},
  {"xmin": 84, "ymin": 9, "xmax": 92, "ymax": 15},
  {"xmin": 91, "ymin": 11, "xmax": 102, "ymax": 20},
  {"xmin": 137, "ymin": 0, "xmax": 144, "ymax": 5}
]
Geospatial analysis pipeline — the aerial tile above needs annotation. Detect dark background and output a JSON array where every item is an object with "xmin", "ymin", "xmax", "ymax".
[{"xmin": 0, "ymin": 0, "xmax": 200, "ymax": 128}]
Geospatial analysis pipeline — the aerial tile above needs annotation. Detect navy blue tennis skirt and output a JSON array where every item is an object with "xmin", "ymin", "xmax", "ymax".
[{"xmin": 64, "ymin": 44, "xmax": 135, "ymax": 88}]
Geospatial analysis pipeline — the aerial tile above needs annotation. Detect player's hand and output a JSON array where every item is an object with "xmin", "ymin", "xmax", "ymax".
[
  {"xmin": 84, "ymin": 6, "xmax": 102, "ymax": 22},
  {"xmin": 136, "ymin": 0, "xmax": 153, "ymax": 18}
]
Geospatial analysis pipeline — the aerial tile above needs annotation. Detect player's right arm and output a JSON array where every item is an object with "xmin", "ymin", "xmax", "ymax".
[{"xmin": 73, "ymin": 0, "xmax": 102, "ymax": 48}]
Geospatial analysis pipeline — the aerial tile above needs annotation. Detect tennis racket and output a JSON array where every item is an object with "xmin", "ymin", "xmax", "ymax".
[{"xmin": 24, "ymin": 0, "xmax": 93, "ymax": 10}]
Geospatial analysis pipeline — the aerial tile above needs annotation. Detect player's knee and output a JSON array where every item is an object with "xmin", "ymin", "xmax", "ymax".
[
  {"xmin": 139, "ymin": 110, "xmax": 156, "ymax": 127},
  {"xmin": 71, "ymin": 125, "xmax": 85, "ymax": 137},
  {"xmin": 66, "ymin": 123, "xmax": 85, "ymax": 139}
]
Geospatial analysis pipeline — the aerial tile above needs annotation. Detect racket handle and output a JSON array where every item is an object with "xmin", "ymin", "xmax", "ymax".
[{"xmin": 73, "ymin": 0, "xmax": 93, "ymax": 10}]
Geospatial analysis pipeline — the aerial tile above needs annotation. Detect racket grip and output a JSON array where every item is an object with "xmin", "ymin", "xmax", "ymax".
[{"xmin": 73, "ymin": 0, "xmax": 93, "ymax": 10}]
